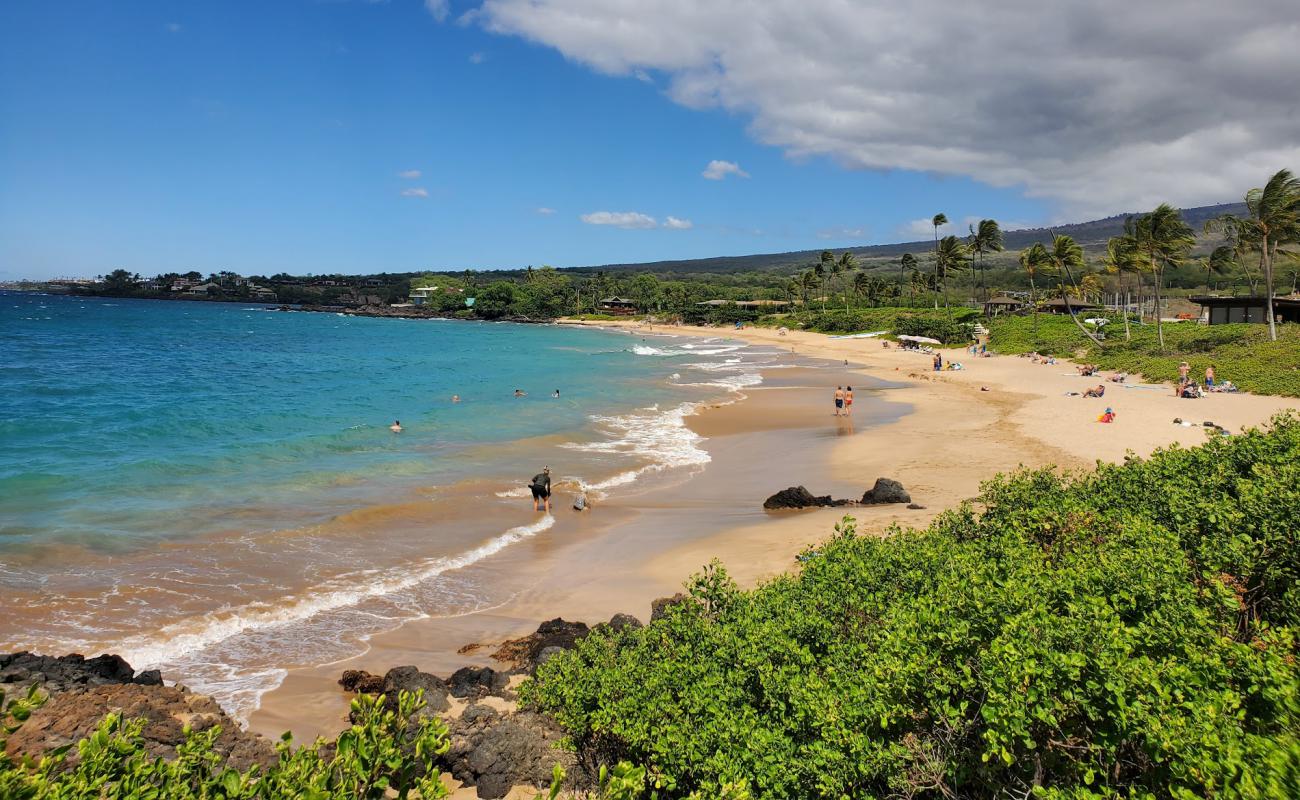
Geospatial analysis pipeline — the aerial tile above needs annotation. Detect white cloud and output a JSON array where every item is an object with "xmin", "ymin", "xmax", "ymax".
[
  {"xmin": 469, "ymin": 51, "xmax": 487, "ymax": 64},
  {"xmin": 580, "ymin": 211, "xmax": 658, "ymax": 229},
  {"xmin": 401, "ymin": 187, "xmax": 430, "ymax": 198},
  {"xmin": 424, "ymin": 0, "xmax": 449, "ymax": 22},
  {"xmin": 398, "ymin": 169, "xmax": 422, "ymax": 179},
  {"xmin": 900, "ymin": 218, "xmax": 953, "ymax": 239},
  {"xmin": 701, "ymin": 159, "xmax": 749, "ymax": 180},
  {"xmin": 473, "ymin": 0, "xmax": 1300, "ymax": 219},
  {"xmin": 663, "ymin": 216, "xmax": 693, "ymax": 229},
  {"xmin": 535, "ymin": 207, "xmax": 557, "ymax": 215},
  {"xmin": 633, "ymin": 69, "xmax": 653, "ymax": 83},
  {"xmin": 817, "ymin": 226, "xmax": 865, "ymax": 240}
]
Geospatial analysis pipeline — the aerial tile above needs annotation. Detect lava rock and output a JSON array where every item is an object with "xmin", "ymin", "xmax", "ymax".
[
  {"xmin": 860, "ymin": 478, "xmax": 911, "ymax": 505},
  {"xmin": 490, "ymin": 618, "xmax": 590, "ymax": 674},
  {"xmin": 438, "ymin": 709, "xmax": 580, "ymax": 799},
  {"xmin": 5, "ymin": 683, "xmax": 276, "ymax": 772},
  {"xmin": 339, "ymin": 669, "xmax": 385, "ymax": 694},
  {"xmin": 606, "ymin": 613, "xmax": 642, "ymax": 633},
  {"xmin": 133, "ymin": 669, "xmax": 164, "ymax": 686},
  {"xmin": 650, "ymin": 593, "xmax": 689, "ymax": 622},
  {"xmin": 381, "ymin": 666, "xmax": 450, "ymax": 712},
  {"xmin": 763, "ymin": 486, "xmax": 834, "ymax": 510},
  {"xmin": 448, "ymin": 666, "xmax": 510, "ymax": 700}
]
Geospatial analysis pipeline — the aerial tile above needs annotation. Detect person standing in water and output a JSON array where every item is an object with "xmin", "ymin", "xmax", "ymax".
[
  {"xmin": 389, "ymin": 420, "xmax": 402, "ymax": 433},
  {"xmin": 833, "ymin": 386, "xmax": 845, "ymax": 416},
  {"xmin": 530, "ymin": 466, "xmax": 552, "ymax": 513}
]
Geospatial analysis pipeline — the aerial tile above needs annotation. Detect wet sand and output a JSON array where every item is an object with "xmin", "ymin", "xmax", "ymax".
[{"xmin": 250, "ymin": 322, "xmax": 1300, "ymax": 742}]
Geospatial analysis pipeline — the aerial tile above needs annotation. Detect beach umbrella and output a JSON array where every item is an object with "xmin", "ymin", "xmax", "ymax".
[{"xmin": 898, "ymin": 334, "xmax": 942, "ymax": 344}]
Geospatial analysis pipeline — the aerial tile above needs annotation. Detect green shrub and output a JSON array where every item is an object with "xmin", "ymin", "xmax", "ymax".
[
  {"xmin": 0, "ymin": 690, "xmax": 451, "ymax": 799},
  {"xmin": 771, "ymin": 307, "xmax": 978, "ymax": 342},
  {"xmin": 523, "ymin": 416, "xmax": 1300, "ymax": 798}
]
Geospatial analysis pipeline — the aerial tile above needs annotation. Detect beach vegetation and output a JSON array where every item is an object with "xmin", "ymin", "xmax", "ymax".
[
  {"xmin": 0, "ymin": 690, "xmax": 452, "ymax": 799},
  {"xmin": 521, "ymin": 416, "xmax": 1300, "ymax": 798},
  {"xmin": 987, "ymin": 314, "xmax": 1300, "ymax": 396}
]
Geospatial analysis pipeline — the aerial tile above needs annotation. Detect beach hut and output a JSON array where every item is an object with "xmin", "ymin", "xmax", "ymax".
[
  {"xmin": 1038, "ymin": 296, "xmax": 1101, "ymax": 315},
  {"xmin": 598, "ymin": 296, "xmax": 639, "ymax": 315},
  {"xmin": 983, "ymin": 295, "xmax": 1025, "ymax": 316},
  {"xmin": 1191, "ymin": 294, "xmax": 1300, "ymax": 325}
]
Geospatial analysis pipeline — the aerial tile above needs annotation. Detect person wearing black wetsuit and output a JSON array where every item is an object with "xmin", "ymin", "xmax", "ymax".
[{"xmin": 530, "ymin": 467, "xmax": 552, "ymax": 513}]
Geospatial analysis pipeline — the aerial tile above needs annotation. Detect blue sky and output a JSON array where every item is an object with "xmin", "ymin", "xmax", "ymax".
[{"xmin": 0, "ymin": 0, "xmax": 1198, "ymax": 280}]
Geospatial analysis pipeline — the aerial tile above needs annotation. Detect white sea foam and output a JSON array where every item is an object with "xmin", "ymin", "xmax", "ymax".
[
  {"xmin": 113, "ymin": 516, "xmax": 556, "ymax": 670},
  {"xmin": 560, "ymin": 401, "xmax": 711, "ymax": 498}
]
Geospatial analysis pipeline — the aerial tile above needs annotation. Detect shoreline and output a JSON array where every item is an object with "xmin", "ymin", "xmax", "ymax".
[{"xmin": 248, "ymin": 320, "xmax": 1299, "ymax": 741}]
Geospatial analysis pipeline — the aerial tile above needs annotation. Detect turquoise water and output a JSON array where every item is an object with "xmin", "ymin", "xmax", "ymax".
[{"xmin": 1, "ymin": 292, "xmax": 778, "ymax": 716}]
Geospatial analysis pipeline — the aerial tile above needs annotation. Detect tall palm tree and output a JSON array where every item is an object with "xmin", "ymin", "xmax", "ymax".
[
  {"xmin": 931, "ymin": 214, "xmax": 948, "ymax": 308},
  {"xmin": 836, "ymin": 252, "xmax": 856, "ymax": 309},
  {"xmin": 899, "ymin": 253, "xmax": 917, "ymax": 307},
  {"xmin": 934, "ymin": 235, "xmax": 970, "ymax": 309},
  {"xmin": 967, "ymin": 219, "xmax": 1004, "ymax": 303},
  {"xmin": 852, "ymin": 272, "xmax": 872, "ymax": 307},
  {"xmin": 1205, "ymin": 214, "xmax": 1262, "ymax": 295},
  {"xmin": 1100, "ymin": 233, "xmax": 1143, "ymax": 341},
  {"xmin": 798, "ymin": 270, "xmax": 818, "ymax": 306},
  {"xmin": 1019, "ymin": 242, "xmax": 1049, "ymax": 337},
  {"xmin": 1241, "ymin": 169, "xmax": 1300, "ymax": 341},
  {"xmin": 1132, "ymin": 204, "xmax": 1195, "ymax": 350},
  {"xmin": 1202, "ymin": 246, "xmax": 1235, "ymax": 293},
  {"xmin": 1044, "ymin": 234, "xmax": 1104, "ymax": 344},
  {"xmin": 817, "ymin": 250, "xmax": 835, "ymax": 311}
]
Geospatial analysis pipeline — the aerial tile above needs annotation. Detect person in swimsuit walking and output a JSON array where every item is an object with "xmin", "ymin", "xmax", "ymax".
[
  {"xmin": 844, "ymin": 386, "xmax": 854, "ymax": 415},
  {"xmin": 833, "ymin": 386, "xmax": 845, "ymax": 416},
  {"xmin": 530, "ymin": 466, "xmax": 552, "ymax": 513}
]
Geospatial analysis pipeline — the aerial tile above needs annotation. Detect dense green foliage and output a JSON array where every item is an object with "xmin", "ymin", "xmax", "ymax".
[
  {"xmin": 987, "ymin": 315, "xmax": 1300, "ymax": 396},
  {"xmin": 757, "ymin": 307, "xmax": 979, "ymax": 343},
  {"xmin": 0, "ymin": 691, "xmax": 452, "ymax": 799},
  {"xmin": 523, "ymin": 417, "xmax": 1300, "ymax": 798}
]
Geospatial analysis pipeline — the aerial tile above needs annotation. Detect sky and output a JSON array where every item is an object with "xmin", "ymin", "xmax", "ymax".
[{"xmin": 2, "ymin": 0, "xmax": 1298, "ymax": 280}]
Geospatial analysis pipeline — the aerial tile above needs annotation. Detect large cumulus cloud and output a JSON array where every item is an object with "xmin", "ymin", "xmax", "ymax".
[{"xmin": 472, "ymin": 0, "xmax": 1300, "ymax": 218}]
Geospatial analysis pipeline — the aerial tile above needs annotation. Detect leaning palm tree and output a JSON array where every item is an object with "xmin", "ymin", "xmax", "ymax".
[
  {"xmin": 852, "ymin": 272, "xmax": 872, "ymax": 307},
  {"xmin": 1019, "ymin": 242, "xmax": 1049, "ymax": 337},
  {"xmin": 899, "ymin": 253, "xmax": 917, "ymax": 306},
  {"xmin": 934, "ymin": 235, "xmax": 970, "ymax": 309},
  {"xmin": 1201, "ymin": 246, "xmax": 1236, "ymax": 293},
  {"xmin": 1044, "ymin": 234, "xmax": 1104, "ymax": 345},
  {"xmin": 1100, "ymin": 233, "xmax": 1143, "ymax": 341},
  {"xmin": 967, "ymin": 219, "xmax": 1004, "ymax": 303},
  {"xmin": 1205, "ymin": 214, "xmax": 1262, "ymax": 295},
  {"xmin": 1133, "ymin": 204, "xmax": 1195, "ymax": 350},
  {"xmin": 798, "ymin": 270, "xmax": 818, "ymax": 306},
  {"xmin": 1241, "ymin": 169, "xmax": 1300, "ymax": 341}
]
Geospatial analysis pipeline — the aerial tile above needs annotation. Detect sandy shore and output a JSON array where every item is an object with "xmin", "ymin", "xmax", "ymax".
[{"xmin": 249, "ymin": 320, "xmax": 1300, "ymax": 750}]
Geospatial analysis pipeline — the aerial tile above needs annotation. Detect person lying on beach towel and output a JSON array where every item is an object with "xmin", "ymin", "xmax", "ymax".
[
  {"xmin": 1108, "ymin": 372, "xmax": 1128, "ymax": 383},
  {"xmin": 1084, "ymin": 385, "xmax": 1105, "ymax": 398}
]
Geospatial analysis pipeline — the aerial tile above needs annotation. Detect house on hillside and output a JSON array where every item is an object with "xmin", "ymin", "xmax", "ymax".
[
  {"xmin": 1191, "ymin": 294, "xmax": 1300, "ymax": 325},
  {"xmin": 598, "ymin": 296, "xmax": 639, "ymax": 315},
  {"xmin": 248, "ymin": 285, "xmax": 278, "ymax": 302},
  {"xmin": 1038, "ymin": 296, "xmax": 1101, "ymax": 315},
  {"xmin": 187, "ymin": 282, "xmax": 221, "ymax": 296},
  {"xmin": 983, "ymin": 295, "xmax": 1025, "ymax": 316},
  {"xmin": 410, "ymin": 286, "xmax": 439, "ymax": 306}
]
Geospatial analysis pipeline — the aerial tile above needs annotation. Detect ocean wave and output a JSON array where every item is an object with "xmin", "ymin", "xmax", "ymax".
[
  {"xmin": 112, "ymin": 516, "xmax": 555, "ymax": 670},
  {"xmin": 560, "ymin": 401, "xmax": 710, "ymax": 490}
]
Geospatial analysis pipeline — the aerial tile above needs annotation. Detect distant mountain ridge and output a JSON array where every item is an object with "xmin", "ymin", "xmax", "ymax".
[{"xmin": 571, "ymin": 201, "xmax": 1247, "ymax": 275}]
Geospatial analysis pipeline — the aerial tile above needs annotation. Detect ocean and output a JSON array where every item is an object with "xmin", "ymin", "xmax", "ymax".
[{"xmin": 0, "ymin": 292, "xmax": 781, "ymax": 718}]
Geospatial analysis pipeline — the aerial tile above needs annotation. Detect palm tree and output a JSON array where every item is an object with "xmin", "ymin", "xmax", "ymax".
[
  {"xmin": 1132, "ymin": 204, "xmax": 1195, "ymax": 350},
  {"xmin": 1241, "ymin": 169, "xmax": 1300, "ymax": 341},
  {"xmin": 967, "ymin": 219, "xmax": 1004, "ymax": 303},
  {"xmin": 835, "ymin": 251, "xmax": 856, "ymax": 309},
  {"xmin": 934, "ymin": 235, "xmax": 970, "ymax": 309},
  {"xmin": 817, "ymin": 250, "xmax": 835, "ymax": 311},
  {"xmin": 798, "ymin": 270, "xmax": 818, "ymax": 306},
  {"xmin": 931, "ymin": 214, "xmax": 948, "ymax": 307},
  {"xmin": 1205, "ymin": 214, "xmax": 1262, "ymax": 295},
  {"xmin": 1019, "ymin": 242, "xmax": 1049, "ymax": 337},
  {"xmin": 1100, "ymin": 233, "xmax": 1143, "ymax": 341},
  {"xmin": 1044, "ymin": 234, "xmax": 1104, "ymax": 345},
  {"xmin": 1201, "ymin": 246, "xmax": 1235, "ymax": 293},
  {"xmin": 898, "ymin": 253, "xmax": 917, "ymax": 307},
  {"xmin": 852, "ymin": 272, "xmax": 872, "ymax": 307}
]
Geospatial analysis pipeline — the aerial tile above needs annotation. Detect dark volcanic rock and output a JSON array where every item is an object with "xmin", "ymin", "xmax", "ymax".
[
  {"xmin": 606, "ymin": 613, "xmax": 642, "ymax": 633},
  {"xmin": 438, "ymin": 707, "xmax": 579, "ymax": 799},
  {"xmin": 650, "ymin": 593, "xmax": 689, "ymax": 622},
  {"xmin": 339, "ymin": 669, "xmax": 384, "ymax": 694},
  {"xmin": 448, "ymin": 666, "xmax": 510, "ymax": 700},
  {"xmin": 861, "ymin": 478, "xmax": 911, "ymax": 505},
  {"xmin": 381, "ymin": 666, "xmax": 450, "ymax": 712},
  {"xmin": 763, "ymin": 486, "xmax": 834, "ymax": 510},
  {"xmin": 490, "ymin": 618, "xmax": 590, "ymax": 673},
  {"xmin": 133, "ymin": 669, "xmax": 164, "ymax": 686},
  {"xmin": 0, "ymin": 652, "xmax": 150, "ymax": 698},
  {"xmin": 5, "ymin": 683, "xmax": 276, "ymax": 772}
]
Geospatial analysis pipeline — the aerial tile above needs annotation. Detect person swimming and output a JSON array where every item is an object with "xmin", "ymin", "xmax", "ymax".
[
  {"xmin": 530, "ymin": 466, "xmax": 552, "ymax": 513},
  {"xmin": 514, "ymin": 389, "xmax": 526, "ymax": 397},
  {"xmin": 451, "ymin": 395, "xmax": 461, "ymax": 403},
  {"xmin": 389, "ymin": 420, "xmax": 402, "ymax": 433},
  {"xmin": 553, "ymin": 389, "xmax": 560, "ymax": 398}
]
